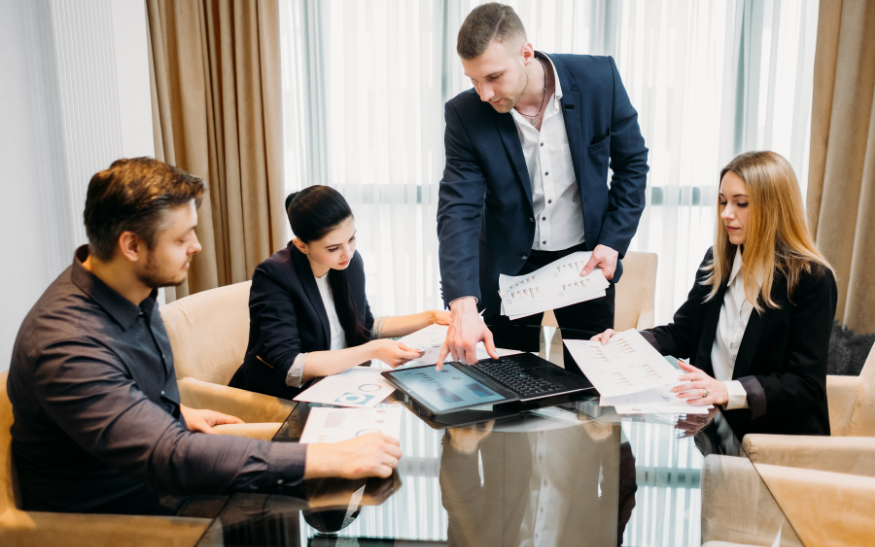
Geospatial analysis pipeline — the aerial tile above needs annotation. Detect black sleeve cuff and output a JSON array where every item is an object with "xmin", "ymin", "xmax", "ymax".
[{"xmin": 737, "ymin": 376, "xmax": 767, "ymax": 420}]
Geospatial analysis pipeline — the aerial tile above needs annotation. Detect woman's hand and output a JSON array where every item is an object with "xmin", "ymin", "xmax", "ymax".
[
  {"xmin": 672, "ymin": 362, "xmax": 729, "ymax": 406},
  {"xmin": 590, "ymin": 328, "xmax": 617, "ymax": 345},
  {"xmin": 431, "ymin": 310, "xmax": 451, "ymax": 325},
  {"xmin": 179, "ymin": 404, "xmax": 244, "ymax": 434},
  {"xmin": 368, "ymin": 339, "xmax": 424, "ymax": 368}
]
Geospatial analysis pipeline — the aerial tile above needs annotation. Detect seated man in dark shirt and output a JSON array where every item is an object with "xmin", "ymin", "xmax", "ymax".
[{"xmin": 6, "ymin": 157, "xmax": 402, "ymax": 515}]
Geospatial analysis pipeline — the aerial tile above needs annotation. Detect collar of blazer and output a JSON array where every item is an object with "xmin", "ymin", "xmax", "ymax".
[
  {"xmin": 696, "ymin": 273, "xmax": 782, "ymax": 379},
  {"xmin": 289, "ymin": 244, "xmax": 331, "ymax": 346},
  {"xmin": 491, "ymin": 51, "xmax": 584, "ymax": 211}
]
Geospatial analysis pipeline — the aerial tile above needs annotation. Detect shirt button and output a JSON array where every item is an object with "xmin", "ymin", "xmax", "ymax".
[
  {"xmin": 548, "ymin": 199, "xmax": 552, "ymax": 204},
  {"xmin": 540, "ymin": 142, "xmax": 544, "ymax": 147},
  {"xmin": 543, "ymin": 479, "xmax": 548, "ymax": 486},
  {"xmin": 543, "ymin": 241, "xmax": 547, "ymax": 244},
  {"xmin": 521, "ymin": 255, "xmax": 528, "ymax": 260},
  {"xmin": 277, "ymin": 479, "xmax": 283, "ymax": 485},
  {"xmin": 161, "ymin": 354, "xmax": 166, "ymax": 360},
  {"xmin": 542, "ymin": 217, "xmax": 546, "ymax": 220},
  {"xmin": 544, "ymin": 172, "xmax": 549, "ymax": 176},
  {"xmin": 160, "ymin": 390, "xmax": 165, "ymax": 395},
  {"xmin": 529, "ymin": 217, "xmax": 534, "ymax": 223}
]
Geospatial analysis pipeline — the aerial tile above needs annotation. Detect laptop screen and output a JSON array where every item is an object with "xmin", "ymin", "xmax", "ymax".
[{"xmin": 388, "ymin": 364, "xmax": 506, "ymax": 412}]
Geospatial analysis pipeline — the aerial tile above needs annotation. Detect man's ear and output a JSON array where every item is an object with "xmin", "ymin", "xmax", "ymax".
[
  {"xmin": 117, "ymin": 231, "xmax": 144, "ymax": 263},
  {"xmin": 291, "ymin": 238, "xmax": 308, "ymax": 254}
]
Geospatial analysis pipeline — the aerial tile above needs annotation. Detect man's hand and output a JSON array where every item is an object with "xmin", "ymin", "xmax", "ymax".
[
  {"xmin": 436, "ymin": 297, "xmax": 499, "ymax": 370},
  {"xmin": 446, "ymin": 420, "xmax": 495, "ymax": 454},
  {"xmin": 580, "ymin": 244, "xmax": 619, "ymax": 280},
  {"xmin": 304, "ymin": 433, "xmax": 402, "ymax": 480},
  {"xmin": 179, "ymin": 404, "xmax": 244, "ymax": 435}
]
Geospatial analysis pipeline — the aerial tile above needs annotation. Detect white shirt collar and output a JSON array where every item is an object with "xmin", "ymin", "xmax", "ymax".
[
  {"xmin": 727, "ymin": 248, "xmax": 764, "ymax": 289},
  {"xmin": 537, "ymin": 52, "xmax": 563, "ymax": 102}
]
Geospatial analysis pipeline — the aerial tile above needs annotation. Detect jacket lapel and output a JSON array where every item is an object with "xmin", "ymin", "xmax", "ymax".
[
  {"xmin": 732, "ymin": 276, "xmax": 782, "ymax": 379},
  {"xmin": 551, "ymin": 56, "xmax": 584, "ymax": 192},
  {"xmin": 494, "ymin": 112, "xmax": 534, "ymax": 208},
  {"xmin": 291, "ymin": 246, "xmax": 331, "ymax": 346}
]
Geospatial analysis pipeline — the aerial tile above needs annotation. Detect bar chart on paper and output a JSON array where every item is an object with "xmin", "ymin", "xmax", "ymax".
[{"xmin": 498, "ymin": 251, "xmax": 609, "ymax": 319}]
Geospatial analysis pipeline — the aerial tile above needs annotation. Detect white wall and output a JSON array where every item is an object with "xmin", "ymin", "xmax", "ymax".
[{"xmin": 0, "ymin": 0, "xmax": 154, "ymax": 372}]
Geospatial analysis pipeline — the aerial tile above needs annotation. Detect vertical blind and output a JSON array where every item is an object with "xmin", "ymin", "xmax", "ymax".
[{"xmin": 278, "ymin": 0, "xmax": 818, "ymax": 324}]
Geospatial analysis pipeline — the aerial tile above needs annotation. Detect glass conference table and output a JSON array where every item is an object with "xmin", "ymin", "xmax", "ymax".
[{"xmin": 194, "ymin": 325, "xmax": 800, "ymax": 547}]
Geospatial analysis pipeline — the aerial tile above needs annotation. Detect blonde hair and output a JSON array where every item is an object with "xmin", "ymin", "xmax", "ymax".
[{"xmin": 703, "ymin": 151, "xmax": 831, "ymax": 312}]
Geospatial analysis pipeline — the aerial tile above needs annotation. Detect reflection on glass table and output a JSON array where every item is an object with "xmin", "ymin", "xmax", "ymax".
[{"xmin": 195, "ymin": 326, "xmax": 802, "ymax": 547}]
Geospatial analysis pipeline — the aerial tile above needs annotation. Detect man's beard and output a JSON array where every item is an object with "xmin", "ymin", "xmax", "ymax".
[
  {"xmin": 490, "ymin": 68, "xmax": 529, "ymax": 113},
  {"xmin": 136, "ymin": 254, "xmax": 188, "ymax": 289}
]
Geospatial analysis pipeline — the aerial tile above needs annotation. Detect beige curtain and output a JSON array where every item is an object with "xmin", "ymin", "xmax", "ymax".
[
  {"xmin": 147, "ymin": 0, "xmax": 287, "ymax": 301},
  {"xmin": 807, "ymin": 0, "xmax": 875, "ymax": 334}
]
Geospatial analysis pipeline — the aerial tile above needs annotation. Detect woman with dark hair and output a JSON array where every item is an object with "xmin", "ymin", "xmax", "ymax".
[{"xmin": 229, "ymin": 185, "xmax": 449, "ymax": 399}]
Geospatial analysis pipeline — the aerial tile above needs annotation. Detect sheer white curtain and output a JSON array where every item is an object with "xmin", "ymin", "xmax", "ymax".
[{"xmin": 279, "ymin": 0, "xmax": 817, "ymax": 324}]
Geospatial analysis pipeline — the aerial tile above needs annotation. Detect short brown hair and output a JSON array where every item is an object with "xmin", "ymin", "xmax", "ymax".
[
  {"xmin": 457, "ymin": 3, "xmax": 527, "ymax": 60},
  {"xmin": 83, "ymin": 157, "xmax": 206, "ymax": 261}
]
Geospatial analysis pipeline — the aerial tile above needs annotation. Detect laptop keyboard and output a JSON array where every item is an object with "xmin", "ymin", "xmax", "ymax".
[{"xmin": 472, "ymin": 358, "xmax": 562, "ymax": 397}]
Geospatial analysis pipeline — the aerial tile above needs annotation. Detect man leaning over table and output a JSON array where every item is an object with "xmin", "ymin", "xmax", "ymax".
[
  {"xmin": 436, "ymin": 3, "xmax": 649, "ymax": 368},
  {"xmin": 6, "ymin": 157, "xmax": 401, "ymax": 515}
]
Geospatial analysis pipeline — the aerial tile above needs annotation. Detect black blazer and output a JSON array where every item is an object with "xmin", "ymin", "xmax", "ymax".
[
  {"xmin": 642, "ymin": 248, "xmax": 837, "ymax": 438},
  {"xmin": 229, "ymin": 244, "xmax": 374, "ymax": 400}
]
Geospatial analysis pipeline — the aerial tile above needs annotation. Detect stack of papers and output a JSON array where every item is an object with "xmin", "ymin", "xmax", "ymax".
[
  {"xmin": 294, "ymin": 366, "xmax": 396, "ymax": 408},
  {"xmin": 564, "ymin": 330, "xmax": 711, "ymax": 415},
  {"xmin": 498, "ymin": 251, "xmax": 609, "ymax": 320},
  {"xmin": 391, "ymin": 324, "xmax": 522, "ymax": 367},
  {"xmin": 299, "ymin": 407, "xmax": 403, "ymax": 444}
]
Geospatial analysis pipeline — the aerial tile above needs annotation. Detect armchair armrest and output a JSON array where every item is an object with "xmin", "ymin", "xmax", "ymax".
[
  {"xmin": 742, "ymin": 434, "xmax": 875, "ymax": 477},
  {"xmin": 178, "ymin": 377, "xmax": 295, "ymax": 424},
  {"xmin": 827, "ymin": 375, "xmax": 860, "ymax": 436},
  {"xmin": 212, "ymin": 422, "xmax": 284, "ymax": 441},
  {"xmin": 0, "ymin": 510, "xmax": 210, "ymax": 547},
  {"xmin": 700, "ymin": 455, "xmax": 802, "ymax": 547},
  {"xmin": 754, "ymin": 464, "xmax": 875, "ymax": 547}
]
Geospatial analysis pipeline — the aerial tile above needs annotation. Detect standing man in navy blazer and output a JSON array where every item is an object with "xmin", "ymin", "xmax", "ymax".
[{"xmin": 437, "ymin": 3, "xmax": 649, "ymax": 366}]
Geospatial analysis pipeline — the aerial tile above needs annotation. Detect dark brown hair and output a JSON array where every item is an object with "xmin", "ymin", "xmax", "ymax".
[
  {"xmin": 457, "ymin": 3, "xmax": 527, "ymax": 60},
  {"xmin": 83, "ymin": 157, "xmax": 205, "ymax": 261}
]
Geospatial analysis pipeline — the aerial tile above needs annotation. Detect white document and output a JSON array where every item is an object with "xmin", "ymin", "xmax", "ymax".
[
  {"xmin": 393, "ymin": 324, "xmax": 522, "ymax": 366},
  {"xmin": 293, "ymin": 366, "xmax": 395, "ymax": 408},
  {"xmin": 498, "ymin": 251, "xmax": 609, "ymax": 319},
  {"xmin": 601, "ymin": 385, "xmax": 711, "ymax": 415},
  {"xmin": 564, "ymin": 330, "xmax": 683, "ymax": 398},
  {"xmin": 299, "ymin": 406, "xmax": 403, "ymax": 444}
]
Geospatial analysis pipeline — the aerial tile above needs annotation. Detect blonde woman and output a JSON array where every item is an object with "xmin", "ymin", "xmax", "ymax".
[{"xmin": 593, "ymin": 151, "xmax": 837, "ymax": 436}]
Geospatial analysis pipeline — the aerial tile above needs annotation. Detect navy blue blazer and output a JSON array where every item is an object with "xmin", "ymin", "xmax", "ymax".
[
  {"xmin": 437, "ymin": 53, "xmax": 649, "ymax": 312},
  {"xmin": 642, "ymin": 248, "xmax": 837, "ymax": 438},
  {"xmin": 229, "ymin": 244, "xmax": 374, "ymax": 400}
]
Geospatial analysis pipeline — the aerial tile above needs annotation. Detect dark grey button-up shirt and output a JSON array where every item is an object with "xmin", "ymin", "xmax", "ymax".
[{"xmin": 7, "ymin": 246, "xmax": 306, "ymax": 512}]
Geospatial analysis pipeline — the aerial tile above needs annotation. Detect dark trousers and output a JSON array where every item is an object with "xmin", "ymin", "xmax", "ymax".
[{"xmin": 485, "ymin": 243, "xmax": 615, "ymax": 339}]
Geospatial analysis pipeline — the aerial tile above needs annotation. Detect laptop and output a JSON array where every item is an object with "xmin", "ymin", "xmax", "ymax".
[{"xmin": 381, "ymin": 352, "xmax": 594, "ymax": 416}]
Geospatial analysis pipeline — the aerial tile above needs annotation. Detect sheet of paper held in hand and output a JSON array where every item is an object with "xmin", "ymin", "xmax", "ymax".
[
  {"xmin": 392, "ymin": 324, "xmax": 523, "ymax": 367},
  {"xmin": 498, "ymin": 251, "xmax": 609, "ymax": 320},
  {"xmin": 299, "ymin": 407, "xmax": 403, "ymax": 444},
  {"xmin": 564, "ymin": 329, "xmax": 712, "ymax": 415},
  {"xmin": 294, "ymin": 366, "xmax": 396, "ymax": 408}
]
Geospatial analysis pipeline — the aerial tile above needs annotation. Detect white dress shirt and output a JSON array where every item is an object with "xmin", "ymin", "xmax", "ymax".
[
  {"xmin": 711, "ymin": 250, "xmax": 762, "ymax": 409},
  {"xmin": 284, "ymin": 275, "xmax": 389, "ymax": 388},
  {"xmin": 509, "ymin": 53, "xmax": 586, "ymax": 251}
]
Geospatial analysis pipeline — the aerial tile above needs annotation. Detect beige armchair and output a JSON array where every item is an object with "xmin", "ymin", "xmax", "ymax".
[
  {"xmin": 0, "ymin": 371, "xmax": 211, "ymax": 547},
  {"xmin": 159, "ymin": 281, "xmax": 295, "ymax": 439},
  {"xmin": 542, "ymin": 251, "xmax": 657, "ymax": 330},
  {"xmin": 701, "ymin": 453, "xmax": 875, "ymax": 547}
]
